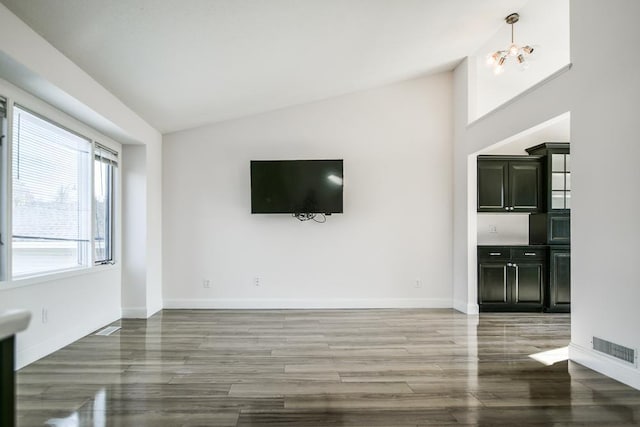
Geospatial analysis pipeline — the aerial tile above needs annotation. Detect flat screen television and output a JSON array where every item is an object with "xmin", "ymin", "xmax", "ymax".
[{"xmin": 251, "ymin": 159, "xmax": 343, "ymax": 214}]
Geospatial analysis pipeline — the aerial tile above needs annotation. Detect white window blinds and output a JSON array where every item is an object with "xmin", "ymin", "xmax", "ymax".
[{"xmin": 12, "ymin": 106, "xmax": 91, "ymax": 277}]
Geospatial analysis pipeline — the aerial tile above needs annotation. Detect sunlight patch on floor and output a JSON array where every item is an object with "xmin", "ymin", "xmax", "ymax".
[{"xmin": 529, "ymin": 346, "xmax": 569, "ymax": 366}]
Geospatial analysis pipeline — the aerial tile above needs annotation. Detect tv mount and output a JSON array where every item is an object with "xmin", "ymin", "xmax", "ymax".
[{"xmin": 293, "ymin": 213, "xmax": 328, "ymax": 223}]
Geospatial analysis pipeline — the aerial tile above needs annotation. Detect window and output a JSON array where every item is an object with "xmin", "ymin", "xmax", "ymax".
[
  {"xmin": 94, "ymin": 144, "xmax": 117, "ymax": 264},
  {"xmin": 0, "ymin": 99, "xmax": 7, "ymax": 280},
  {"xmin": 12, "ymin": 106, "xmax": 91, "ymax": 277}
]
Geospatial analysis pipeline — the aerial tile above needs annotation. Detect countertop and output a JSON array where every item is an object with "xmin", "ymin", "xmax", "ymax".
[
  {"xmin": 0, "ymin": 310, "xmax": 31, "ymax": 341},
  {"xmin": 477, "ymin": 244, "xmax": 570, "ymax": 249}
]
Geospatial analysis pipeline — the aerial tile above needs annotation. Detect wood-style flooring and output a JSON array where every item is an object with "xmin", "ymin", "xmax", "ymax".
[{"xmin": 16, "ymin": 309, "xmax": 640, "ymax": 426}]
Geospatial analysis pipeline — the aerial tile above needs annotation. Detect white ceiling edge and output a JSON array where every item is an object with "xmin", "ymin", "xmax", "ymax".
[{"xmin": 0, "ymin": 51, "xmax": 144, "ymax": 145}]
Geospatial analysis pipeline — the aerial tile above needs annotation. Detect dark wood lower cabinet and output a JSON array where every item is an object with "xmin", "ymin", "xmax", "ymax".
[
  {"xmin": 478, "ymin": 246, "xmax": 546, "ymax": 312},
  {"xmin": 547, "ymin": 247, "xmax": 571, "ymax": 313},
  {"xmin": 0, "ymin": 336, "xmax": 15, "ymax": 427}
]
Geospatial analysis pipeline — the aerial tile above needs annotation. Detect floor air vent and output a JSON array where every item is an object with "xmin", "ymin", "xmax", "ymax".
[
  {"xmin": 593, "ymin": 336, "xmax": 636, "ymax": 365},
  {"xmin": 95, "ymin": 326, "xmax": 121, "ymax": 336}
]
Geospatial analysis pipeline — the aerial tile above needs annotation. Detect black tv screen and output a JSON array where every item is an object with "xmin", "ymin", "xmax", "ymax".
[{"xmin": 251, "ymin": 160, "xmax": 343, "ymax": 214}]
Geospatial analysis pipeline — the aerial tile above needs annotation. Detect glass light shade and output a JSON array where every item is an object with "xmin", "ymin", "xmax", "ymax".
[
  {"xmin": 487, "ymin": 52, "xmax": 501, "ymax": 65},
  {"xmin": 517, "ymin": 54, "xmax": 529, "ymax": 70},
  {"xmin": 509, "ymin": 44, "xmax": 519, "ymax": 56}
]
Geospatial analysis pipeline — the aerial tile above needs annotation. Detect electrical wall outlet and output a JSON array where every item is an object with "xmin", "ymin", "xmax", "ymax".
[
  {"xmin": 415, "ymin": 279, "xmax": 422, "ymax": 288},
  {"xmin": 41, "ymin": 308, "xmax": 48, "ymax": 324},
  {"xmin": 254, "ymin": 277, "xmax": 260, "ymax": 287},
  {"xmin": 202, "ymin": 279, "xmax": 211, "ymax": 288},
  {"xmin": 489, "ymin": 225, "xmax": 497, "ymax": 233}
]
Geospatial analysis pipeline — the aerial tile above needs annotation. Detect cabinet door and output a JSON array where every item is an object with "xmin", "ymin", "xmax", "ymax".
[
  {"xmin": 512, "ymin": 262, "xmax": 544, "ymax": 306},
  {"xmin": 549, "ymin": 214, "xmax": 570, "ymax": 244},
  {"xmin": 478, "ymin": 262, "xmax": 509, "ymax": 305},
  {"xmin": 549, "ymin": 249, "xmax": 571, "ymax": 312},
  {"xmin": 550, "ymin": 153, "xmax": 571, "ymax": 211},
  {"xmin": 477, "ymin": 160, "xmax": 508, "ymax": 212},
  {"xmin": 509, "ymin": 161, "xmax": 542, "ymax": 212}
]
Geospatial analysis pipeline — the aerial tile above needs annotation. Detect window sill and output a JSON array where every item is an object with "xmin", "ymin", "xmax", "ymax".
[{"xmin": 0, "ymin": 263, "xmax": 120, "ymax": 291}]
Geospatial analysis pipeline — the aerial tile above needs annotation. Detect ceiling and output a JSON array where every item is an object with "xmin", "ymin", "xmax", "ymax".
[{"xmin": 1, "ymin": 0, "xmax": 528, "ymax": 134}]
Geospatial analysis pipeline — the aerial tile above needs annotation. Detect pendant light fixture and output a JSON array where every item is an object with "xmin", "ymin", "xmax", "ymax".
[{"xmin": 487, "ymin": 13, "xmax": 535, "ymax": 75}]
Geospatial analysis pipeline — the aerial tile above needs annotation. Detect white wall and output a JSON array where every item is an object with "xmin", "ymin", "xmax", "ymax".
[
  {"xmin": 120, "ymin": 143, "xmax": 163, "ymax": 318},
  {"xmin": 470, "ymin": 0, "xmax": 570, "ymax": 121},
  {"xmin": 163, "ymin": 74, "xmax": 453, "ymax": 309},
  {"xmin": 454, "ymin": 0, "xmax": 640, "ymax": 390},
  {"xmin": 145, "ymin": 141, "xmax": 164, "ymax": 315},
  {"xmin": 477, "ymin": 214, "xmax": 529, "ymax": 245},
  {"xmin": 567, "ymin": 0, "xmax": 640, "ymax": 389},
  {"xmin": 121, "ymin": 145, "xmax": 147, "ymax": 317}
]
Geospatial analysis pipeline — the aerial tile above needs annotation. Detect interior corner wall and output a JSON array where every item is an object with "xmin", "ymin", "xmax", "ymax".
[
  {"xmin": 162, "ymin": 73, "xmax": 454, "ymax": 309},
  {"xmin": 145, "ymin": 140, "xmax": 163, "ymax": 316},
  {"xmin": 566, "ymin": 0, "xmax": 640, "ymax": 390},
  {"xmin": 452, "ymin": 60, "xmax": 473, "ymax": 313},
  {"xmin": 121, "ymin": 145, "xmax": 148, "ymax": 318}
]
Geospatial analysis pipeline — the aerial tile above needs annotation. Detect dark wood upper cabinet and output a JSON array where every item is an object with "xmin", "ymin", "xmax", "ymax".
[
  {"xmin": 477, "ymin": 159, "xmax": 508, "ymax": 211},
  {"xmin": 526, "ymin": 142, "xmax": 570, "ymax": 212},
  {"xmin": 477, "ymin": 156, "xmax": 542, "ymax": 213}
]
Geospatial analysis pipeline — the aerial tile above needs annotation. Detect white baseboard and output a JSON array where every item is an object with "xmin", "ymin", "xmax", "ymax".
[
  {"xmin": 16, "ymin": 310, "xmax": 120, "ymax": 369},
  {"xmin": 453, "ymin": 299, "xmax": 479, "ymax": 315},
  {"xmin": 163, "ymin": 298, "xmax": 452, "ymax": 310},
  {"xmin": 569, "ymin": 342, "xmax": 640, "ymax": 390},
  {"xmin": 121, "ymin": 307, "xmax": 150, "ymax": 319}
]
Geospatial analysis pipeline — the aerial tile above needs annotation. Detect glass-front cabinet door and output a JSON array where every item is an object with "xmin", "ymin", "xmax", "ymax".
[
  {"xmin": 525, "ymin": 142, "xmax": 570, "ymax": 212},
  {"xmin": 551, "ymin": 153, "xmax": 570, "ymax": 210}
]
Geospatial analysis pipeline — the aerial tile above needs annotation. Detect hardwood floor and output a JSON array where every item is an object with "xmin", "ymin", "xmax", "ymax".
[{"xmin": 16, "ymin": 309, "xmax": 640, "ymax": 426}]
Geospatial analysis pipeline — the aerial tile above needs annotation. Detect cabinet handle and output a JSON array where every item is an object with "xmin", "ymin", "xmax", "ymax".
[
  {"xmin": 489, "ymin": 252, "xmax": 502, "ymax": 256},
  {"xmin": 504, "ymin": 207, "xmax": 509, "ymax": 211},
  {"xmin": 524, "ymin": 252, "xmax": 536, "ymax": 256},
  {"xmin": 510, "ymin": 207, "xmax": 514, "ymax": 211},
  {"xmin": 507, "ymin": 262, "xmax": 512, "ymax": 267},
  {"xmin": 514, "ymin": 264, "xmax": 519, "ymax": 302}
]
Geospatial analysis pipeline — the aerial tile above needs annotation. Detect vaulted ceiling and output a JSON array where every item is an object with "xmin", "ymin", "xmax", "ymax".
[{"xmin": 1, "ymin": 0, "xmax": 528, "ymax": 134}]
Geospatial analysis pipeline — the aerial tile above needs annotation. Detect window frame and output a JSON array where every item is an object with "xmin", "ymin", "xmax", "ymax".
[
  {"xmin": 0, "ymin": 98, "xmax": 8, "ymax": 282},
  {"xmin": 0, "ymin": 94, "xmax": 120, "ymax": 284},
  {"xmin": 93, "ymin": 143, "xmax": 117, "ymax": 265}
]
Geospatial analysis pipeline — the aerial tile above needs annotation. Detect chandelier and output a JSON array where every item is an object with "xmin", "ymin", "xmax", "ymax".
[{"xmin": 487, "ymin": 13, "xmax": 534, "ymax": 74}]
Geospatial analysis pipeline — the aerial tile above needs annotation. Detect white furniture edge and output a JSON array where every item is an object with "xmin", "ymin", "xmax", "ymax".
[{"xmin": 0, "ymin": 310, "xmax": 31, "ymax": 341}]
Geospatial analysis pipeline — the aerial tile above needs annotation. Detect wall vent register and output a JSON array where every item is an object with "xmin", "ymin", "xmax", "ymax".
[{"xmin": 593, "ymin": 336, "xmax": 637, "ymax": 366}]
